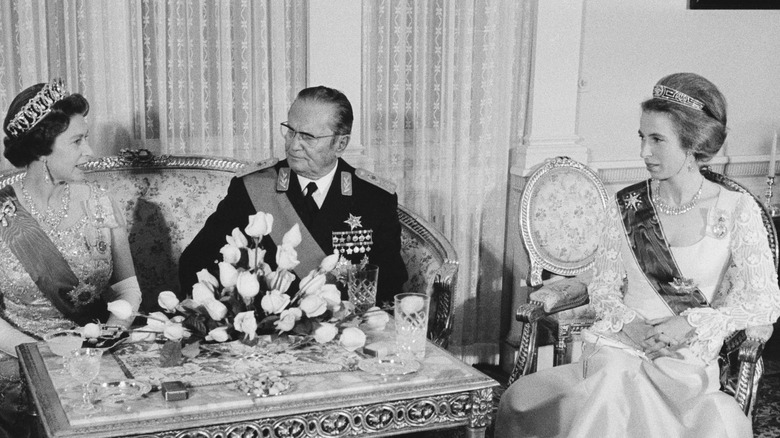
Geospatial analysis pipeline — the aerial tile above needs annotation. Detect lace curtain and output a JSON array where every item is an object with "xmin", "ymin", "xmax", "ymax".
[
  {"xmin": 362, "ymin": 0, "xmax": 535, "ymax": 362},
  {"xmin": 0, "ymin": 0, "xmax": 305, "ymax": 171}
]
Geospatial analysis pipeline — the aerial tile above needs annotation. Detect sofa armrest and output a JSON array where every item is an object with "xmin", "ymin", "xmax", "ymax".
[{"xmin": 429, "ymin": 260, "xmax": 459, "ymax": 348}]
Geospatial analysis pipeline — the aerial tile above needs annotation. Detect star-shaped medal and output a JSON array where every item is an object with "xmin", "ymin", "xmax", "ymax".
[
  {"xmin": 623, "ymin": 192, "xmax": 642, "ymax": 211},
  {"xmin": 344, "ymin": 213, "xmax": 363, "ymax": 231}
]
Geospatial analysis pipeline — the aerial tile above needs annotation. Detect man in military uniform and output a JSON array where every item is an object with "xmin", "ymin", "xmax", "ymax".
[{"xmin": 178, "ymin": 86, "xmax": 407, "ymax": 305}]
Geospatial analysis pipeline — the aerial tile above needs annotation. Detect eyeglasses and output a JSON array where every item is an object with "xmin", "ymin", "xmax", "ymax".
[{"xmin": 280, "ymin": 122, "xmax": 341, "ymax": 147}]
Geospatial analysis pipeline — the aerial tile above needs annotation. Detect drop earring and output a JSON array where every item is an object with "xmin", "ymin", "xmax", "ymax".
[
  {"xmin": 687, "ymin": 152, "xmax": 694, "ymax": 172},
  {"xmin": 42, "ymin": 158, "xmax": 52, "ymax": 184}
]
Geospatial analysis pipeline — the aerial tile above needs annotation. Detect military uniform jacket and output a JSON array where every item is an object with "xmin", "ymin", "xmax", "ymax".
[{"xmin": 178, "ymin": 158, "xmax": 408, "ymax": 305}]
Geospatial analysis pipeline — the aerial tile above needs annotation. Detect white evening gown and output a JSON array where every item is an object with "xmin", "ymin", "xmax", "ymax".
[{"xmin": 496, "ymin": 187, "xmax": 780, "ymax": 438}]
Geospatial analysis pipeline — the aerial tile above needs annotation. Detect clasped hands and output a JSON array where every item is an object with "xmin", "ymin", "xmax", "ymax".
[{"xmin": 622, "ymin": 316, "xmax": 695, "ymax": 361}]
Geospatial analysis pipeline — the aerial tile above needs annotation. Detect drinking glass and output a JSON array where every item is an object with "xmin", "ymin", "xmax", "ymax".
[
  {"xmin": 394, "ymin": 293, "xmax": 430, "ymax": 360},
  {"xmin": 43, "ymin": 329, "xmax": 83, "ymax": 375},
  {"xmin": 348, "ymin": 264, "xmax": 379, "ymax": 313},
  {"xmin": 68, "ymin": 348, "xmax": 102, "ymax": 413}
]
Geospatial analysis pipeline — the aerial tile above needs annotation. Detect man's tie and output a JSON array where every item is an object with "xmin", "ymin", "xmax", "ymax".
[{"xmin": 301, "ymin": 182, "xmax": 319, "ymax": 228}]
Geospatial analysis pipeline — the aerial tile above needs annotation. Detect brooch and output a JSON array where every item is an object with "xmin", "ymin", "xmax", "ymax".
[
  {"xmin": 669, "ymin": 277, "xmax": 697, "ymax": 294},
  {"xmin": 710, "ymin": 209, "xmax": 729, "ymax": 239},
  {"xmin": 0, "ymin": 200, "xmax": 17, "ymax": 227}
]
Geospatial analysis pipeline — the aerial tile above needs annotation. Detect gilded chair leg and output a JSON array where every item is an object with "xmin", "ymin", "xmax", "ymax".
[{"xmin": 507, "ymin": 321, "xmax": 538, "ymax": 386}]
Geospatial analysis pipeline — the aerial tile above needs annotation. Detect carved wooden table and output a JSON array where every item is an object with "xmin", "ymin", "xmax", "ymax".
[{"xmin": 17, "ymin": 326, "xmax": 497, "ymax": 438}]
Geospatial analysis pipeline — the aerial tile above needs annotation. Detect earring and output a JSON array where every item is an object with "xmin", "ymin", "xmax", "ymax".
[
  {"xmin": 42, "ymin": 158, "xmax": 52, "ymax": 184},
  {"xmin": 686, "ymin": 152, "xmax": 694, "ymax": 172}
]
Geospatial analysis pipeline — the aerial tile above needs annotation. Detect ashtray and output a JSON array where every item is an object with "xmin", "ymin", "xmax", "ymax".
[
  {"xmin": 357, "ymin": 355, "xmax": 421, "ymax": 376},
  {"xmin": 97, "ymin": 380, "xmax": 152, "ymax": 402}
]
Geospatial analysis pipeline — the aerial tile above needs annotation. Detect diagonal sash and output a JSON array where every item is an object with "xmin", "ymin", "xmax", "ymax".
[
  {"xmin": 616, "ymin": 181, "xmax": 709, "ymax": 315},
  {"xmin": 0, "ymin": 185, "xmax": 94, "ymax": 324},
  {"xmin": 242, "ymin": 170, "xmax": 327, "ymax": 278}
]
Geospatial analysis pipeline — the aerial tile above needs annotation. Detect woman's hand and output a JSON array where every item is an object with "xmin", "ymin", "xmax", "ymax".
[{"xmin": 641, "ymin": 316, "xmax": 694, "ymax": 360}]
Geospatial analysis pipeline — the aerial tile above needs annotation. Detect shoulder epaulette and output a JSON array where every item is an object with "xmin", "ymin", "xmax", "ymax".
[
  {"xmin": 355, "ymin": 168, "xmax": 396, "ymax": 194},
  {"xmin": 237, "ymin": 158, "xmax": 279, "ymax": 178}
]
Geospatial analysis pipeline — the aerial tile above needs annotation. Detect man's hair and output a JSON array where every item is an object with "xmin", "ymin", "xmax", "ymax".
[
  {"xmin": 641, "ymin": 72, "xmax": 727, "ymax": 162},
  {"xmin": 296, "ymin": 86, "xmax": 353, "ymax": 135}
]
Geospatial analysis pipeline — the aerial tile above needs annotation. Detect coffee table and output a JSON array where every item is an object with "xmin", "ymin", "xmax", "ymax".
[{"xmin": 17, "ymin": 327, "xmax": 498, "ymax": 437}]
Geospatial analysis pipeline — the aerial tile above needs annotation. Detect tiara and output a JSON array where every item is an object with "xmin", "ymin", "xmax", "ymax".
[
  {"xmin": 5, "ymin": 79, "xmax": 70, "ymax": 138},
  {"xmin": 652, "ymin": 85, "xmax": 705, "ymax": 112}
]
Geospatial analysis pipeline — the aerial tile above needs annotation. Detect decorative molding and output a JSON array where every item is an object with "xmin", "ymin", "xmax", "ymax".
[{"xmin": 591, "ymin": 155, "xmax": 777, "ymax": 185}]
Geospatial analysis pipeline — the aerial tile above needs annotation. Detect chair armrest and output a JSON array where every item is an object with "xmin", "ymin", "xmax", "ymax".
[
  {"xmin": 737, "ymin": 325, "xmax": 773, "ymax": 363},
  {"xmin": 528, "ymin": 278, "xmax": 589, "ymax": 314}
]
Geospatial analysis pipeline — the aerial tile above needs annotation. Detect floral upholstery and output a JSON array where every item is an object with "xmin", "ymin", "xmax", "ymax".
[
  {"xmin": 525, "ymin": 167, "xmax": 604, "ymax": 273},
  {"xmin": 0, "ymin": 153, "xmax": 458, "ymax": 348}
]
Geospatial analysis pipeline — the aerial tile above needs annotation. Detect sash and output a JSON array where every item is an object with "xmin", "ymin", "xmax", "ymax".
[
  {"xmin": 0, "ymin": 186, "xmax": 95, "ymax": 324},
  {"xmin": 242, "ymin": 170, "xmax": 327, "ymax": 278},
  {"xmin": 616, "ymin": 181, "xmax": 709, "ymax": 315}
]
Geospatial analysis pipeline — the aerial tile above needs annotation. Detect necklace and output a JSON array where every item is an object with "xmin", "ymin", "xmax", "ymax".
[
  {"xmin": 651, "ymin": 177, "xmax": 704, "ymax": 216},
  {"xmin": 20, "ymin": 174, "xmax": 70, "ymax": 229}
]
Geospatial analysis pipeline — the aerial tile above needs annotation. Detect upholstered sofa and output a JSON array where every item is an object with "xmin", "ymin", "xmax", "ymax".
[{"xmin": 0, "ymin": 150, "xmax": 459, "ymax": 348}]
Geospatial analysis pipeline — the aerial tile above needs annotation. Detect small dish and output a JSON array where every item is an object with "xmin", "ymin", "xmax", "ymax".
[
  {"xmin": 235, "ymin": 371, "xmax": 292, "ymax": 398},
  {"xmin": 357, "ymin": 355, "xmax": 421, "ymax": 376},
  {"xmin": 97, "ymin": 380, "xmax": 152, "ymax": 402}
]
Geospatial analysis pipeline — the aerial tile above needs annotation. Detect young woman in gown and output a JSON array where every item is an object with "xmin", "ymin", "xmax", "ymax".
[
  {"xmin": 0, "ymin": 79, "xmax": 142, "ymax": 436},
  {"xmin": 496, "ymin": 73, "xmax": 780, "ymax": 438}
]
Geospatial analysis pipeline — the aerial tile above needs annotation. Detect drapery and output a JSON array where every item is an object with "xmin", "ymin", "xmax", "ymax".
[
  {"xmin": 0, "ymin": 0, "xmax": 305, "ymax": 171},
  {"xmin": 362, "ymin": 0, "xmax": 535, "ymax": 363}
]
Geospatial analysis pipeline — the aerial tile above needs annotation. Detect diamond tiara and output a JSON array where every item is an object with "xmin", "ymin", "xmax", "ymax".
[
  {"xmin": 652, "ymin": 85, "xmax": 705, "ymax": 112},
  {"xmin": 5, "ymin": 79, "xmax": 70, "ymax": 138}
]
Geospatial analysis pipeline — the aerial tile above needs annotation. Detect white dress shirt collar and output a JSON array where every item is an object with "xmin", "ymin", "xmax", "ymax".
[{"xmin": 296, "ymin": 163, "xmax": 338, "ymax": 208}]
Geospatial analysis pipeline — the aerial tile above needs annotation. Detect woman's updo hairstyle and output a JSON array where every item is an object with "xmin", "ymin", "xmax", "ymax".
[
  {"xmin": 3, "ymin": 82, "xmax": 89, "ymax": 168},
  {"xmin": 641, "ymin": 72, "xmax": 727, "ymax": 162}
]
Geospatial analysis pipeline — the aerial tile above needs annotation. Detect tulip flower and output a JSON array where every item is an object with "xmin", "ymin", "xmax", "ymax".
[
  {"xmin": 192, "ymin": 282, "xmax": 215, "ymax": 305},
  {"xmin": 299, "ymin": 270, "xmax": 327, "ymax": 296},
  {"xmin": 339, "ymin": 327, "xmax": 367, "ymax": 351},
  {"xmin": 236, "ymin": 271, "xmax": 261, "ymax": 299},
  {"xmin": 206, "ymin": 326, "xmax": 230, "ymax": 342},
  {"xmin": 265, "ymin": 269, "xmax": 294, "ymax": 293},
  {"xmin": 274, "ymin": 307, "xmax": 302, "ymax": 332},
  {"xmin": 107, "ymin": 300, "xmax": 134, "ymax": 320},
  {"xmin": 245, "ymin": 211, "xmax": 274, "ymax": 237},
  {"xmin": 281, "ymin": 223, "xmax": 302, "ymax": 247},
  {"xmin": 319, "ymin": 250, "xmax": 341, "ymax": 272},
  {"xmin": 163, "ymin": 323, "xmax": 185, "ymax": 341},
  {"xmin": 317, "ymin": 284, "xmax": 342, "ymax": 311},
  {"xmin": 219, "ymin": 243, "xmax": 241, "ymax": 264},
  {"xmin": 196, "ymin": 269, "xmax": 219, "ymax": 291},
  {"xmin": 157, "ymin": 291, "xmax": 180, "ymax": 312},
  {"xmin": 261, "ymin": 290, "xmax": 291, "ymax": 315},
  {"xmin": 313, "ymin": 322, "xmax": 338, "ymax": 344},
  {"xmin": 276, "ymin": 244, "xmax": 300, "ymax": 271},
  {"xmin": 204, "ymin": 299, "xmax": 228, "ymax": 321},
  {"xmin": 299, "ymin": 294, "xmax": 327, "ymax": 318},
  {"xmin": 227, "ymin": 227, "xmax": 249, "ymax": 248},
  {"xmin": 218, "ymin": 262, "xmax": 239, "ymax": 289},
  {"xmin": 234, "ymin": 311, "xmax": 258, "ymax": 341}
]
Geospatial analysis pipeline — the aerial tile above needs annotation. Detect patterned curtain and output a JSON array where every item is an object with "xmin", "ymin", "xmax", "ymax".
[
  {"xmin": 363, "ymin": 0, "xmax": 535, "ymax": 363},
  {"xmin": 0, "ymin": 0, "xmax": 306, "ymax": 171}
]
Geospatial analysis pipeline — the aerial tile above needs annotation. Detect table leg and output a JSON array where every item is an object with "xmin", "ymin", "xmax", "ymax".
[{"xmin": 466, "ymin": 387, "xmax": 493, "ymax": 438}]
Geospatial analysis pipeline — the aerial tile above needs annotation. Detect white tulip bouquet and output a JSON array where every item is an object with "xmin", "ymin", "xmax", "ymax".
[{"xmin": 107, "ymin": 211, "xmax": 389, "ymax": 367}]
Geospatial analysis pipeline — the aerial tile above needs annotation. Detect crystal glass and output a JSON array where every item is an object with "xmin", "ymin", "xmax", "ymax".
[
  {"xmin": 43, "ymin": 329, "xmax": 83, "ymax": 375},
  {"xmin": 394, "ymin": 293, "xmax": 430, "ymax": 360},
  {"xmin": 348, "ymin": 264, "xmax": 379, "ymax": 313},
  {"xmin": 68, "ymin": 348, "xmax": 102, "ymax": 413}
]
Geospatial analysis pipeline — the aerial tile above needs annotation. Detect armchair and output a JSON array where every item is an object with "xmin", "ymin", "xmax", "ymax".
[
  {"xmin": 0, "ymin": 150, "xmax": 458, "ymax": 348},
  {"xmin": 508, "ymin": 159, "xmax": 777, "ymax": 416}
]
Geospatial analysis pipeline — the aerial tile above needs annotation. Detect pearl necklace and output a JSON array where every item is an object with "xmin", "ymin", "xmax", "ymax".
[
  {"xmin": 651, "ymin": 178, "xmax": 704, "ymax": 216},
  {"xmin": 20, "ymin": 175, "xmax": 70, "ymax": 230}
]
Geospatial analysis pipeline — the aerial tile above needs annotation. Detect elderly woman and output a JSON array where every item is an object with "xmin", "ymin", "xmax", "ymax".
[
  {"xmin": 496, "ymin": 73, "xmax": 780, "ymax": 437},
  {"xmin": 0, "ymin": 79, "xmax": 141, "ymax": 435}
]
